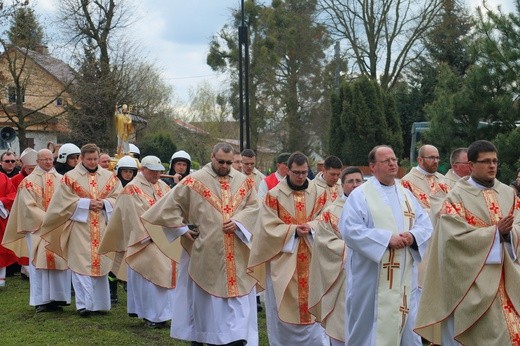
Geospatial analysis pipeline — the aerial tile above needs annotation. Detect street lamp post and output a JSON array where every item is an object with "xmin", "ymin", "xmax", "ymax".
[{"xmin": 238, "ymin": 0, "xmax": 250, "ymax": 151}]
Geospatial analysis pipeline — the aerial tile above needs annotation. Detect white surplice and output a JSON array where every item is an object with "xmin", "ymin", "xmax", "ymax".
[
  {"xmin": 169, "ymin": 249, "xmax": 258, "ymax": 345},
  {"xmin": 26, "ymin": 234, "xmax": 71, "ymax": 306},
  {"xmin": 340, "ymin": 177, "xmax": 432, "ymax": 346}
]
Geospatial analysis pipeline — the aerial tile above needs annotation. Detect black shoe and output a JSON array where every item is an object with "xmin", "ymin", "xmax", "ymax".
[
  {"xmin": 20, "ymin": 273, "xmax": 29, "ymax": 280},
  {"xmin": 35, "ymin": 305, "xmax": 48, "ymax": 313},
  {"xmin": 128, "ymin": 313, "xmax": 138, "ymax": 318},
  {"xmin": 77, "ymin": 308, "xmax": 91, "ymax": 317},
  {"xmin": 144, "ymin": 319, "xmax": 167, "ymax": 329},
  {"xmin": 36, "ymin": 304, "xmax": 63, "ymax": 313}
]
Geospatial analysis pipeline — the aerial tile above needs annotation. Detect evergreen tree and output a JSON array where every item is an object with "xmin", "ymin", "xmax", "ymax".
[
  {"xmin": 7, "ymin": 7, "xmax": 44, "ymax": 49},
  {"xmin": 334, "ymin": 77, "xmax": 403, "ymax": 165}
]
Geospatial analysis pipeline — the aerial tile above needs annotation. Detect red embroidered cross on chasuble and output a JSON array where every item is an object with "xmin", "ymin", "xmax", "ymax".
[
  {"xmin": 62, "ymin": 173, "xmax": 118, "ymax": 276},
  {"xmin": 181, "ymin": 175, "xmax": 255, "ymax": 297},
  {"xmin": 268, "ymin": 190, "xmax": 327, "ymax": 323}
]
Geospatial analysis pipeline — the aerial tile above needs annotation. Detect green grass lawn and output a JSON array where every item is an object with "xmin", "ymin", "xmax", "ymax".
[{"xmin": 0, "ymin": 274, "xmax": 268, "ymax": 345}]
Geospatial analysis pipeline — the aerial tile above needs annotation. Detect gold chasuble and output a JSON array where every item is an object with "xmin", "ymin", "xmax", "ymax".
[
  {"xmin": 141, "ymin": 164, "xmax": 259, "ymax": 298},
  {"xmin": 249, "ymin": 179, "xmax": 327, "ymax": 324},
  {"xmin": 312, "ymin": 173, "xmax": 342, "ymax": 207},
  {"xmin": 444, "ymin": 169, "xmax": 462, "ymax": 189},
  {"xmin": 363, "ymin": 181, "xmax": 415, "ymax": 345},
  {"xmin": 416, "ymin": 178, "xmax": 520, "ymax": 345},
  {"xmin": 40, "ymin": 164, "xmax": 122, "ymax": 277},
  {"xmin": 401, "ymin": 167, "xmax": 450, "ymax": 224},
  {"xmin": 308, "ymin": 197, "xmax": 346, "ymax": 342},
  {"xmin": 3, "ymin": 168, "xmax": 67, "ymax": 270},
  {"xmin": 99, "ymin": 174, "xmax": 174, "ymax": 288}
]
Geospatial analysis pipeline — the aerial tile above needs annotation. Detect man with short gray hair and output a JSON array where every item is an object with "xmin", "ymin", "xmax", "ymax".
[
  {"xmin": 3, "ymin": 149, "xmax": 71, "ymax": 311},
  {"xmin": 100, "ymin": 155, "xmax": 173, "ymax": 328},
  {"xmin": 444, "ymin": 147, "xmax": 471, "ymax": 188}
]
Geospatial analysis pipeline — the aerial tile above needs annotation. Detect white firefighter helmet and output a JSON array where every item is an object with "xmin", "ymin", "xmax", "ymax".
[
  {"xmin": 170, "ymin": 150, "xmax": 191, "ymax": 163},
  {"xmin": 129, "ymin": 143, "xmax": 140, "ymax": 155},
  {"xmin": 56, "ymin": 143, "xmax": 81, "ymax": 163},
  {"xmin": 115, "ymin": 155, "xmax": 138, "ymax": 174}
]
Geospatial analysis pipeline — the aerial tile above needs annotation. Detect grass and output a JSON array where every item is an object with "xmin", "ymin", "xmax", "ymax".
[{"xmin": 0, "ymin": 273, "xmax": 268, "ymax": 345}]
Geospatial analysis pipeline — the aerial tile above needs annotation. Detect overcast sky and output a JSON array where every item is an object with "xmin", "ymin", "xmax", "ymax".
[{"xmin": 35, "ymin": 0, "xmax": 516, "ymax": 105}]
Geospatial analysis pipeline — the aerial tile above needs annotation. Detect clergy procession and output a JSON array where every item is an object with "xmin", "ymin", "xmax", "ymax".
[{"xmin": 0, "ymin": 138, "xmax": 519, "ymax": 346}]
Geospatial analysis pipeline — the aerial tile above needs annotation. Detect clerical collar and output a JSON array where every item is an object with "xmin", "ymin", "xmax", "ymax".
[
  {"xmin": 287, "ymin": 177, "xmax": 308, "ymax": 191},
  {"xmin": 378, "ymin": 180, "xmax": 395, "ymax": 187},
  {"xmin": 470, "ymin": 176, "xmax": 494, "ymax": 189},
  {"xmin": 416, "ymin": 166, "xmax": 435, "ymax": 176},
  {"xmin": 82, "ymin": 163, "xmax": 98, "ymax": 174}
]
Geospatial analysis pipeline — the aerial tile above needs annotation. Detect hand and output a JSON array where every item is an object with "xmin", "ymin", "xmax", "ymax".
[
  {"xmin": 173, "ymin": 173, "xmax": 182, "ymax": 184},
  {"xmin": 399, "ymin": 232, "xmax": 414, "ymax": 247},
  {"xmin": 89, "ymin": 199, "xmax": 104, "ymax": 211},
  {"xmin": 183, "ymin": 229, "xmax": 199, "ymax": 241},
  {"xmin": 389, "ymin": 234, "xmax": 407, "ymax": 249},
  {"xmin": 497, "ymin": 214, "xmax": 514, "ymax": 235},
  {"xmin": 223, "ymin": 220, "xmax": 237, "ymax": 234},
  {"xmin": 296, "ymin": 224, "xmax": 311, "ymax": 237}
]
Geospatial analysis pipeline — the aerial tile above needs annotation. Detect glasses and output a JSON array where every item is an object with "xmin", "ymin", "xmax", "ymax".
[
  {"xmin": 215, "ymin": 159, "xmax": 233, "ymax": 165},
  {"xmin": 474, "ymin": 159, "xmax": 499, "ymax": 166},
  {"xmin": 2, "ymin": 160, "xmax": 16, "ymax": 163},
  {"xmin": 454, "ymin": 161, "xmax": 470, "ymax": 165},
  {"xmin": 346, "ymin": 179, "xmax": 363, "ymax": 184},
  {"xmin": 375, "ymin": 158, "xmax": 398, "ymax": 165},
  {"xmin": 421, "ymin": 156, "xmax": 440, "ymax": 161},
  {"xmin": 290, "ymin": 170, "xmax": 308, "ymax": 176}
]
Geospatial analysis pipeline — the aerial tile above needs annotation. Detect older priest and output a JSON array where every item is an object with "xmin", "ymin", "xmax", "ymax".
[
  {"xmin": 141, "ymin": 142, "xmax": 259, "ymax": 346},
  {"xmin": 99, "ymin": 155, "xmax": 174, "ymax": 328},
  {"xmin": 340, "ymin": 145, "xmax": 432, "ymax": 346},
  {"xmin": 3, "ymin": 149, "xmax": 71, "ymax": 312},
  {"xmin": 415, "ymin": 140, "xmax": 520, "ymax": 345},
  {"xmin": 41, "ymin": 143, "xmax": 122, "ymax": 316}
]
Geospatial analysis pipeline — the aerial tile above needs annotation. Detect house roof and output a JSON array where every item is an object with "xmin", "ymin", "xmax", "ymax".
[
  {"xmin": 174, "ymin": 118, "xmax": 209, "ymax": 135},
  {"xmin": 16, "ymin": 47, "xmax": 76, "ymax": 85}
]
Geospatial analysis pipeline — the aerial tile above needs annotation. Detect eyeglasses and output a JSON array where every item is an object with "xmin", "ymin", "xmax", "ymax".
[
  {"xmin": 346, "ymin": 179, "xmax": 363, "ymax": 184},
  {"xmin": 474, "ymin": 159, "xmax": 499, "ymax": 166},
  {"xmin": 290, "ymin": 170, "xmax": 308, "ymax": 176},
  {"xmin": 374, "ymin": 158, "xmax": 398, "ymax": 165},
  {"xmin": 215, "ymin": 159, "xmax": 233, "ymax": 165},
  {"xmin": 454, "ymin": 161, "xmax": 470, "ymax": 165},
  {"xmin": 421, "ymin": 156, "xmax": 440, "ymax": 161},
  {"xmin": 2, "ymin": 160, "xmax": 16, "ymax": 163}
]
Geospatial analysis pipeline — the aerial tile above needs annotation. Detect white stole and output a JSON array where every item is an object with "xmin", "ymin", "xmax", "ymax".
[{"xmin": 363, "ymin": 180, "xmax": 415, "ymax": 345}]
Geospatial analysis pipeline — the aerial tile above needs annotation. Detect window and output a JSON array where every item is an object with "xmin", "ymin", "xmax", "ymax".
[
  {"xmin": 56, "ymin": 97, "xmax": 63, "ymax": 106},
  {"xmin": 7, "ymin": 86, "xmax": 25, "ymax": 103}
]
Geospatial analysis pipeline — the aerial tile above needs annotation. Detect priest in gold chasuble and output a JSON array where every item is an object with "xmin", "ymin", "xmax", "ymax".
[
  {"xmin": 40, "ymin": 144, "xmax": 122, "ymax": 316},
  {"xmin": 308, "ymin": 197, "xmax": 347, "ymax": 346},
  {"xmin": 341, "ymin": 145, "xmax": 432, "ymax": 346},
  {"xmin": 249, "ymin": 152, "xmax": 329, "ymax": 346},
  {"xmin": 415, "ymin": 140, "xmax": 520, "ymax": 346},
  {"xmin": 99, "ymin": 156, "xmax": 173, "ymax": 327},
  {"xmin": 3, "ymin": 149, "xmax": 71, "ymax": 312},
  {"xmin": 140, "ymin": 143, "xmax": 259, "ymax": 346}
]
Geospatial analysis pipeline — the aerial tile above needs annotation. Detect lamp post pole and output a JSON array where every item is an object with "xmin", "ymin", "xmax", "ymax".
[{"xmin": 238, "ymin": 0, "xmax": 251, "ymax": 151}]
